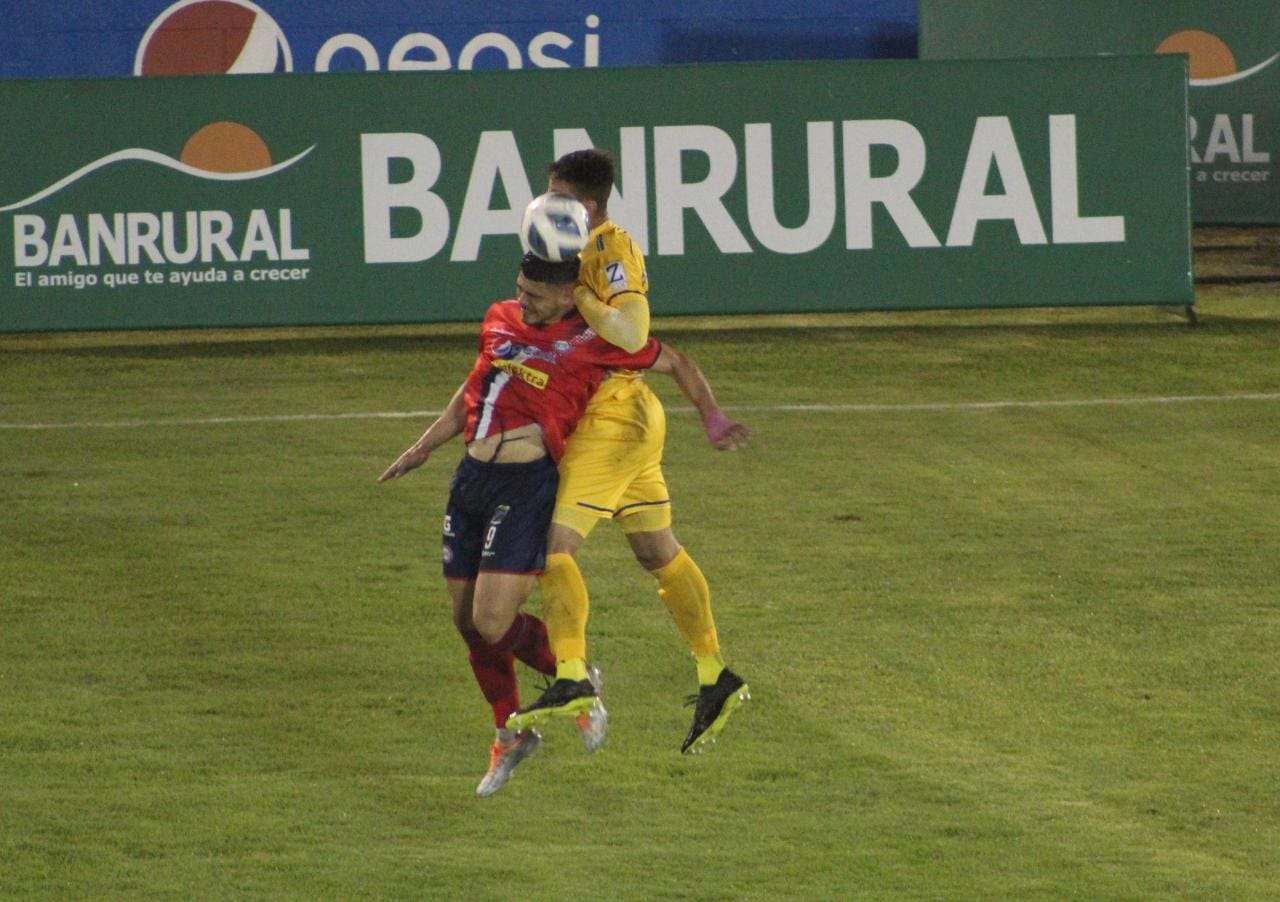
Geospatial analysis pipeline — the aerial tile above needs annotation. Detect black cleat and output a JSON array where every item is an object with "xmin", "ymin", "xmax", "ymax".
[
  {"xmin": 681, "ymin": 667, "xmax": 751, "ymax": 754},
  {"xmin": 506, "ymin": 677, "xmax": 601, "ymax": 732}
]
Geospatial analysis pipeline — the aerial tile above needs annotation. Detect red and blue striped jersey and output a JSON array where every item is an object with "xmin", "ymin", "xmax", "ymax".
[{"xmin": 462, "ymin": 300, "xmax": 661, "ymax": 461}]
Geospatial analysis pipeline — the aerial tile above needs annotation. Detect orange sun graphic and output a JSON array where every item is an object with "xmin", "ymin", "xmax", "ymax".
[
  {"xmin": 180, "ymin": 121, "xmax": 272, "ymax": 173},
  {"xmin": 1156, "ymin": 30, "xmax": 1238, "ymax": 80}
]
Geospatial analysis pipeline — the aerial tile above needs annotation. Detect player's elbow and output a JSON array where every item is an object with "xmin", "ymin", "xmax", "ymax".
[
  {"xmin": 618, "ymin": 333, "xmax": 648, "ymax": 354},
  {"xmin": 612, "ymin": 296, "xmax": 650, "ymax": 352},
  {"xmin": 600, "ymin": 318, "xmax": 648, "ymax": 354},
  {"xmin": 652, "ymin": 345, "xmax": 686, "ymax": 376}
]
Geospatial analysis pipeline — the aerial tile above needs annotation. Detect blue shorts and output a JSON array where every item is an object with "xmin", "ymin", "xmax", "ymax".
[{"xmin": 442, "ymin": 454, "xmax": 558, "ymax": 581}]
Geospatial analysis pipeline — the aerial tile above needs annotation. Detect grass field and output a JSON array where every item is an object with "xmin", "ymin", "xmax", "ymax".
[{"xmin": 2, "ymin": 285, "xmax": 1278, "ymax": 899}]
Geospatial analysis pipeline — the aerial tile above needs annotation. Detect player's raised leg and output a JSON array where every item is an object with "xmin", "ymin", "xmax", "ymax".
[{"xmin": 626, "ymin": 524, "xmax": 750, "ymax": 753}]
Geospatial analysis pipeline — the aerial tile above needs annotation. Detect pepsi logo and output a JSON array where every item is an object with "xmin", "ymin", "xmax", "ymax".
[{"xmin": 135, "ymin": 0, "xmax": 292, "ymax": 76}]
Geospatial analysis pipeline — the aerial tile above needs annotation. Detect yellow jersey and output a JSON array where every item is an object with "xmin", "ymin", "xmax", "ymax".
[
  {"xmin": 578, "ymin": 219, "xmax": 650, "ymax": 400},
  {"xmin": 554, "ymin": 218, "xmax": 669, "ymax": 532}
]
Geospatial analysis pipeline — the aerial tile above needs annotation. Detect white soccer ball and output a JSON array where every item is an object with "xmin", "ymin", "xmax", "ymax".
[{"xmin": 520, "ymin": 192, "xmax": 590, "ymax": 263}]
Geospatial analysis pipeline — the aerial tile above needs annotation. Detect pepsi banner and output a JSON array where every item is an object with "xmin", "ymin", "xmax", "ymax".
[
  {"xmin": 1, "ymin": 0, "xmax": 917, "ymax": 79},
  {"xmin": 920, "ymin": 0, "xmax": 1280, "ymax": 224},
  {"xmin": 0, "ymin": 57, "xmax": 1191, "ymax": 332}
]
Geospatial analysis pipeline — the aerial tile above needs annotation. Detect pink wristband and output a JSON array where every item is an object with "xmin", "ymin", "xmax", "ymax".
[{"xmin": 701, "ymin": 409, "xmax": 735, "ymax": 444}]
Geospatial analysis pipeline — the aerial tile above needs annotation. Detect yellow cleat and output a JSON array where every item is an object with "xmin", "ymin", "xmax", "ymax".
[{"xmin": 505, "ymin": 677, "xmax": 601, "ymax": 733}]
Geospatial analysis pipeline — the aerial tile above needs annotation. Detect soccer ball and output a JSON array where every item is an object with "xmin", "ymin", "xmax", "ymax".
[{"xmin": 520, "ymin": 192, "xmax": 590, "ymax": 262}]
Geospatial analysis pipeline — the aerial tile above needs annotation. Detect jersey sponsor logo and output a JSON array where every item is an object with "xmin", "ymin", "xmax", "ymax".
[
  {"xmin": 605, "ymin": 260, "xmax": 627, "ymax": 289},
  {"xmin": 492, "ymin": 358, "xmax": 548, "ymax": 389},
  {"xmin": 491, "ymin": 338, "xmax": 559, "ymax": 364}
]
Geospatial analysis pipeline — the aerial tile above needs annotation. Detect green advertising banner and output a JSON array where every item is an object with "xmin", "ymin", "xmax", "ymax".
[
  {"xmin": 920, "ymin": 0, "xmax": 1278, "ymax": 224},
  {"xmin": 0, "ymin": 57, "xmax": 1190, "ymax": 332}
]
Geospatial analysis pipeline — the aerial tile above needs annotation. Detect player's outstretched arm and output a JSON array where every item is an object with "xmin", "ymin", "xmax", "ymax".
[
  {"xmin": 377, "ymin": 382, "xmax": 468, "ymax": 482},
  {"xmin": 650, "ymin": 344, "xmax": 750, "ymax": 451}
]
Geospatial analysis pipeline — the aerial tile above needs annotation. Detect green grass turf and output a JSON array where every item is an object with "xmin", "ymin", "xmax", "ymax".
[{"xmin": 2, "ymin": 286, "xmax": 1278, "ymax": 898}]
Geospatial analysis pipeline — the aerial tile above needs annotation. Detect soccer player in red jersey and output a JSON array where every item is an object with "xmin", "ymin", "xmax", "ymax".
[{"xmin": 380, "ymin": 252, "xmax": 683, "ymax": 795}]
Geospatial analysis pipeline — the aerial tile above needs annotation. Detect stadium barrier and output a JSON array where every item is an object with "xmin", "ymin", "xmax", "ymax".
[
  {"xmin": 0, "ymin": 56, "xmax": 1191, "ymax": 332},
  {"xmin": 920, "ymin": 0, "xmax": 1280, "ymax": 225}
]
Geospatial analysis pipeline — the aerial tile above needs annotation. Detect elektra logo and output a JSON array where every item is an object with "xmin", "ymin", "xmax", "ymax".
[
  {"xmin": 135, "ymin": 0, "xmax": 292, "ymax": 75},
  {"xmin": 1156, "ymin": 30, "xmax": 1279, "ymax": 87}
]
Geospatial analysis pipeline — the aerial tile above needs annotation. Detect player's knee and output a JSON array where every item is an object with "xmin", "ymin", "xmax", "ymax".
[
  {"xmin": 635, "ymin": 547, "xmax": 676, "ymax": 571},
  {"xmin": 546, "ymin": 536, "xmax": 577, "ymax": 556},
  {"xmin": 471, "ymin": 606, "xmax": 511, "ymax": 644},
  {"xmin": 546, "ymin": 522, "xmax": 586, "ymax": 556},
  {"xmin": 630, "ymin": 530, "xmax": 682, "ymax": 572}
]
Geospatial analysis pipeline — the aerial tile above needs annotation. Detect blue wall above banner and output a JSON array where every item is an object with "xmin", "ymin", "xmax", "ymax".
[{"xmin": 1, "ymin": 1, "xmax": 918, "ymax": 79}]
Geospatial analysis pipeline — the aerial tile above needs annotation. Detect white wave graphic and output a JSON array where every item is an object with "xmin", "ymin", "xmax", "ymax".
[
  {"xmin": 0, "ymin": 144, "xmax": 315, "ymax": 213},
  {"xmin": 1191, "ymin": 52, "xmax": 1280, "ymax": 86}
]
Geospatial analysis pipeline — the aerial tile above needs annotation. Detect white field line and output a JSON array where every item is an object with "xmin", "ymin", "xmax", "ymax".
[{"xmin": 2, "ymin": 392, "xmax": 1278, "ymax": 432}]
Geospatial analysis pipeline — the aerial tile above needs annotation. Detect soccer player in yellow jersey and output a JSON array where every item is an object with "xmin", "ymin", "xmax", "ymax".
[{"xmin": 507, "ymin": 149, "xmax": 751, "ymax": 753}]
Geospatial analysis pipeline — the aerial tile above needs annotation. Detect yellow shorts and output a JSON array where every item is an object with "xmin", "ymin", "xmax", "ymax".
[{"xmin": 554, "ymin": 375, "xmax": 671, "ymax": 538}]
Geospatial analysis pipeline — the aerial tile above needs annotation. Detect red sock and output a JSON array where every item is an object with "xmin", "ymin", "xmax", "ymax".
[
  {"xmin": 461, "ymin": 629, "xmax": 519, "ymax": 728},
  {"xmin": 495, "ymin": 613, "xmax": 557, "ymax": 677}
]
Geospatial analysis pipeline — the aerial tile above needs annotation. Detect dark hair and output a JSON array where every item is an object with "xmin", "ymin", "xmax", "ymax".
[
  {"xmin": 548, "ymin": 149, "xmax": 614, "ymax": 210},
  {"xmin": 520, "ymin": 251, "xmax": 580, "ymax": 284}
]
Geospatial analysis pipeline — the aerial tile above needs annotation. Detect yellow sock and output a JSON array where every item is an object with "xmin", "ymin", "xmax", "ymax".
[
  {"xmin": 539, "ymin": 552, "xmax": 589, "ymax": 664},
  {"xmin": 695, "ymin": 654, "xmax": 725, "ymax": 687},
  {"xmin": 557, "ymin": 658, "xmax": 589, "ymax": 681},
  {"xmin": 654, "ymin": 548, "xmax": 721, "ymax": 664}
]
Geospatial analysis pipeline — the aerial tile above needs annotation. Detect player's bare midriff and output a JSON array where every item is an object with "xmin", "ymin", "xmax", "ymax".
[{"xmin": 465, "ymin": 423, "xmax": 547, "ymax": 463}]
